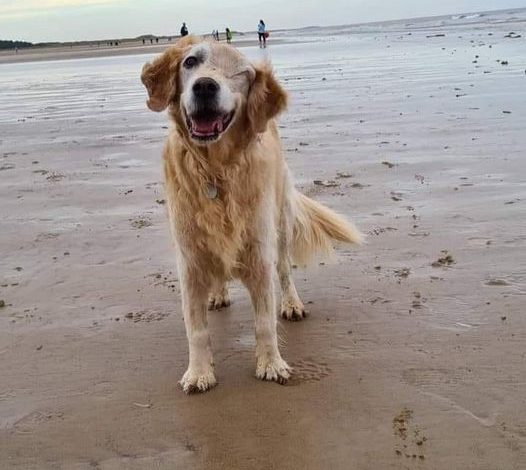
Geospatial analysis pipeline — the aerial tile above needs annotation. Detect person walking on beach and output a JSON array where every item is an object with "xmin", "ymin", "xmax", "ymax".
[
  {"xmin": 257, "ymin": 19, "xmax": 267, "ymax": 48},
  {"xmin": 226, "ymin": 27, "xmax": 232, "ymax": 43},
  {"xmin": 180, "ymin": 22, "xmax": 188, "ymax": 37}
]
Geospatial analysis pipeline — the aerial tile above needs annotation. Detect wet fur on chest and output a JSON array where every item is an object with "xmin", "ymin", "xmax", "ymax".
[{"xmin": 164, "ymin": 139, "xmax": 270, "ymax": 275}]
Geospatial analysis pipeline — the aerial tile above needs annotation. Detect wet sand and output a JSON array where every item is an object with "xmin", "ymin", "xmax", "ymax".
[{"xmin": 1, "ymin": 10, "xmax": 525, "ymax": 469}]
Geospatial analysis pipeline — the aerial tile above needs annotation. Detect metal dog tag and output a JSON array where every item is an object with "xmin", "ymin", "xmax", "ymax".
[{"xmin": 205, "ymin": 182, "xmax": 218, "ymax": 199}]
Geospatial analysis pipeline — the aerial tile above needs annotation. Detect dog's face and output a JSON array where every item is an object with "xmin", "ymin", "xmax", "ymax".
[
  {"xmin": 179, "ymin": 41, "xmax": 252, "ymax": 144},
  {"xmin": 141, "ymin": 37, "xmax": 287, "ymax": 146}
]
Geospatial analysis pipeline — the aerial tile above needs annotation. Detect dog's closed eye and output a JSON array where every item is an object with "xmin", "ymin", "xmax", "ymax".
[{"xmin": 229, "ymin": 67, "xmax": 255, "ymax": 81}]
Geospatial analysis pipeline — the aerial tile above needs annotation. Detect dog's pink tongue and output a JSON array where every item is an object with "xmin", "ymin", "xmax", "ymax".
[{"xmin": 192, "ymin": 117, "xmax": 222, "ymax": 135}]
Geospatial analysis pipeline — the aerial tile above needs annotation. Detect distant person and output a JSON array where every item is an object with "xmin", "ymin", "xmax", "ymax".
[
  {"xmin": 257, "ymin": 19, "xmax": 267, "ymax": 48},
  {"xmin": 181, "ymin": 22, "xmax": 188, "ymax": 37},
  {"xmin": 142, "ymin": 38, "xmax": 145, "ymax": 45},
  {"xmin": 215, "ymin": 29, "xmax": 220, "ymax": 41},
  {"xmin": 155, "ymin": 37, "xmax": 159, "ymax": 43},
  {"xmin": 226, "ymin": 27, "xmax": 232, "ymax": 43}
]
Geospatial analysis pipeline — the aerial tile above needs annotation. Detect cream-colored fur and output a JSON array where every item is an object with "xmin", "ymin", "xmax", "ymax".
[{"xmin": 141, "ymin": 37, "xmax": 362, "ymax": 393}]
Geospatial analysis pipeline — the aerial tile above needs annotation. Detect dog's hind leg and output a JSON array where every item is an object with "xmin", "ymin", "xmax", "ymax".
[
  {"xmin": 278, "ymin": 239, "xmax": 306, "ymax": 321},
  {"xmin": 178, "ymin": 263, "xmax": 217, "ymax": 394},
  {"xmin": 277, "ymin": 201, "xmax": 306, "ymax": 321},
  {"xmin": 208, "ymin": 280, "xmax": 231, "ymax": 310}
]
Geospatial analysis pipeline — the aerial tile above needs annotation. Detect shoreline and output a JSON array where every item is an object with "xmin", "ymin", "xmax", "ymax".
[
  {"xmin": 2, "ymin": 6, "xmax": 524, "ymax": 65},
  {"xmin": 0, "ymin": 37, "xmax": 291, "ymax": 65}
]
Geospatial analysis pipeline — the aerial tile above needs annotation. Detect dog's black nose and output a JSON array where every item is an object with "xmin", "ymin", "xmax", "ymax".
[{"xmin": 192, "ymin": 77, "xmax": 219, "ymax": 98}]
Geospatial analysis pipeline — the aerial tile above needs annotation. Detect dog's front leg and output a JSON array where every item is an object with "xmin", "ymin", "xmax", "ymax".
[
  {"xmin": 178, "ymin": 265, "xmax": 216, "ymax": 394},
  {"xmin": 240, "ymin": 251, "xmax": 291, "ymax": 384}
]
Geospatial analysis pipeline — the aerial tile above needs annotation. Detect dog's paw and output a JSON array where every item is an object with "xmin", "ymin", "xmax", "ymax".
[
  {"xmin": 280, "ymin": 298, "xmax": 306, "ymax": 321},
  {"xmin": 256, "ymin": 356, "xmax": 291, "ymax": 384},
  {"xmin": 208, "ymin": 289, "xmax": 231, "ymax": 310},
  {"xmin": 180, "ymin": 367, "xmax": 217, "ymax": 394}
]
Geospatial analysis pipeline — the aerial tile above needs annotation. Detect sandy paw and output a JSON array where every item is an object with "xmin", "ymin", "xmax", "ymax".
[
  {"xmin": 180, "ymin": 368, "xmax": 217, "ymax": 394},
  {"xmin": 281, "ymin": 298, "xmax": 306, "ymax": 321},
  {"xmin": 256, "ymin": 356, "xmax": 291, "ymax": 384},
  {"xmin": 208, "ymin": 289, "xmax": 231, "ymax": 310}
]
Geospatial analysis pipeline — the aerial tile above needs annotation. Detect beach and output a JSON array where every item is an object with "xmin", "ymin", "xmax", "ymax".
[
  {"xmin": 0, "ymin": 35, "xmax": 284, "ymax": 65},
  {"xmin": 1, "ymin": 8, "xmax": 525, "ymax": 469}
]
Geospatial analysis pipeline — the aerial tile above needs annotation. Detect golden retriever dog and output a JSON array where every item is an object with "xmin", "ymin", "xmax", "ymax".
[{"xmin": 141, "ymin": 36, "xmax": 362, "ymax": 393}]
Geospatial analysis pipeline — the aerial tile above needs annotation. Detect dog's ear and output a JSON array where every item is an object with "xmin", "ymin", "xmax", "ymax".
[
  {"xmin": 246, "ymin": 63, "xmax": 287, "ymax": 134},
  {"xmin": 141, "ymin": 36, "xmax": 198, "ymax": 112}
]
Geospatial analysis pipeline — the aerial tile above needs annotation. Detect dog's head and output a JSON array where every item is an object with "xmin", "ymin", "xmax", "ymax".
[{"xmin": 141, "ymin": 37, "xmax": 287, "ymax": 146}]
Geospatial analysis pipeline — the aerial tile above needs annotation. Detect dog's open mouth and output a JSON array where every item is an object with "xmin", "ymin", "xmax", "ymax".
[{"xmin": 185, "ymin": 110, "xmax": 235, "ymax": 142}]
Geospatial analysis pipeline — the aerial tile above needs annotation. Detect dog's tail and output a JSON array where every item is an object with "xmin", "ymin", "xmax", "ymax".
[{"xmin": 291, "ymin": 192, "xmax": 363, "ymax": 265}]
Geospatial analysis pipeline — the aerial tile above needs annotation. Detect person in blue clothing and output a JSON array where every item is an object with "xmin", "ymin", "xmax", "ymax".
[
  {"xmin": 180, "ymin": 22, "xmax": 188, "ymax": 37},
  {"xmin": 257, "ymin": 19, "xmax": 267, "ymax": 48}
]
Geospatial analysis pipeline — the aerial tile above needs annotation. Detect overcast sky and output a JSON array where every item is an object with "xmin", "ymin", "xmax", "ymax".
[{"xmin": 1, "ymin": 0, "xmax": 525, "ymax": 43}]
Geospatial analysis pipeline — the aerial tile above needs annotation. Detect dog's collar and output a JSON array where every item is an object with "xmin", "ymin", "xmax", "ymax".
[{"xmin": 205, "ymin": 182, "xmax": 218, "ymax": 199}]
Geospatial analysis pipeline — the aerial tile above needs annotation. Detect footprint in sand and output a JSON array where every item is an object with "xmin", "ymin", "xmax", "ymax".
[
  {"xmin": 287, "ymin": 359, "xmax": 331, "ymax": 385},
  {"xmin": 129, "ymin": 216, "xmax": 153, "ymax": 229},
  {"xmin": 124, "ymin": 310, "xmax": 169, "ymax": 323},
  {"xmin": 393, "ymin": 407, "xmax": 427, "ymax": 461}
]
